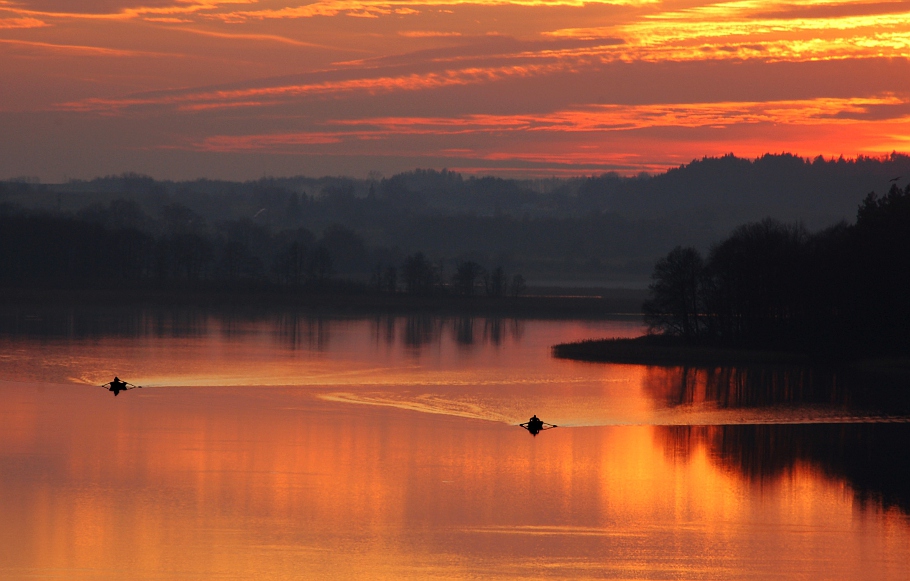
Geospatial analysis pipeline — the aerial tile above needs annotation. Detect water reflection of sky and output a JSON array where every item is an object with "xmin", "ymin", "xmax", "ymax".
[{"xmin": 0, "ymin": 309, "xmax": 908, "ymax": 580}]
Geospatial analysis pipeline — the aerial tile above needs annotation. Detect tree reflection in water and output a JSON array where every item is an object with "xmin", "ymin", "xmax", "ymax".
[
  {"xmin": 644, "ymin": 364, "xmax": 910, "ymax": 413},
  {"xmin": 275, "ymin": 312, "xmax": 331, "ymax": 351},
  {"xmin": 368, "ymin": 314, "xmax": 525, "ymax": 350},
  {"xmin": 404, "ymin": 314, "xmax": 441, "ymax": 348},
  {"xmin": 660, "ymin": 423, "xmax": 910, "ymax": 514},
  {"xmin": 454, "ymin": 316, "xmax": 475, "ymax": 346},
  {"xmin": 0, "ymin": 307, "xmax": 529, "ymax": 354},
  {"xmin": 0, "ymin": 306, "xmax": 211, "ymax": 339},
  {"xmin": 650, "ymin": 363, "xmax": 910, "ymax": 514}
]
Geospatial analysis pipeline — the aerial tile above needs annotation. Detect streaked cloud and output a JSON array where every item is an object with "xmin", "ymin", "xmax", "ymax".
[
  {"xmin": 142, "ymin": 17, "xmax": 194, "ymax": 23},
  {"xmin": 0, "ymin": 0, "xmax": 648, "ymax": 23},
  {"xmin": 191, "ymin": 95, "xmax": 910, "ymax": 153},
  {"xmin": 165, "ymin": 26, "xmax": 341, "ymax": 48},
  {"xmin": 398, "ymin": 30, "xmax": 463, "ymax": 38},
  {"xmin": 0, "ymin": 37, "xmax": 171, "ymax": 56},
  {"xmin": 546, "ymin": 0, "xmax": 910, "ymax": 62},
  {"xmin": 751, "ymin": 1, "xmax": 910, "ymax": 20},
  {"xmin": 216, "ymin": 0, "xmax": 653, "ymax": 22},
  {"xmin": 58, "ymin": 61, "xmax": 574, "ymax": 112},
  {"xmin": 2, "ymin": 0, "xmax": 258, "ymax": 19},
  {"xmin": 2, "ymin": 0, "xmax": 910, "ymax": 179},
  {"xmin": 0, "ymin": 16, "xmax": 47, "ymax": 28}
]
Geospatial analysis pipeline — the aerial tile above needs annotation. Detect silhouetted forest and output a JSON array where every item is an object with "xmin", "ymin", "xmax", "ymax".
[
  {"xmin": 4, "ymin": 152, "xmax": 909, "ymax": 286},
  {"xmin": 644, "ymin": 182, "xmax": 910, "ymax": 357},
  {"xmin": 0, "ymin": 202, "xmax": 530, "ymax": 300}
]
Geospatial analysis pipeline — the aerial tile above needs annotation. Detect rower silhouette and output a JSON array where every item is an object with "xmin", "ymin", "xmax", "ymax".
[
  {"xmin": 109, "ymin": 377, "xmax": 127, "ymax": 396},
  {"xmin": 102, "ymin": 377, "xmax": 140, "ymax": 396},
  {"xmin": 520, "ymin": 415, "xmax": 555, "ymax": 436}
]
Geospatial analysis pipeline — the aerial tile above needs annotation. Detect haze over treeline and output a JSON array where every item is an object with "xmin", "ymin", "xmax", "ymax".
[{"xmin": 3, "ymin": 153, "xmax": 909, "ymax": 287}]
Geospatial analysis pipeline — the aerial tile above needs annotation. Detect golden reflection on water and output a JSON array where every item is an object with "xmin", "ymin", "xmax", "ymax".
[
  {"xmin": 2, "ymin": 382, "xmax": 908, "ymax": 580},
  {"xmin": 0, "ymin": 313, "xmax": 908, "ymax": 579}
]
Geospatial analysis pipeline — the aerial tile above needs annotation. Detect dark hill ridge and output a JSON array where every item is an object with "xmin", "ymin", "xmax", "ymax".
[
  {"xmin": 605, "ymin": 153, "xmax": 910, "ymax": 230},
  {"xmin": 3, "ymin": 153, "xmax": 908, "ymax": 286}
]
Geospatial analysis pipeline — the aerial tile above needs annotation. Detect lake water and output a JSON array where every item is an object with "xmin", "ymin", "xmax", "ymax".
[{"xmin": 1, "ymin": 308, "xmax": 908, "ymax": 580}]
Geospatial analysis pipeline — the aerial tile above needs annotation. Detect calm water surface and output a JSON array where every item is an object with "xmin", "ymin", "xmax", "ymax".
[{"xmin": 0, "ymin": 309, "xmax": 908, "ymax": 580}]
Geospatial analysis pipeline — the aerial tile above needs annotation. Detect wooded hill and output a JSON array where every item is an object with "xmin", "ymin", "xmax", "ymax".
[{"xmin": 3, "ymin": 153, "xmax": 909, "ymax": 286}]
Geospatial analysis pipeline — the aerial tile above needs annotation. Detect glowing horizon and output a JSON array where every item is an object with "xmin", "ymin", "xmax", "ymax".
[{"xmin": 1, "ymin": 0, "xmax": 909, "ymax": 180}]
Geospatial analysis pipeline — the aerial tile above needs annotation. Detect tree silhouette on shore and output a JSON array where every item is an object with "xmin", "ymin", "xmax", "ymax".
[{"xmin": 644, "ymin": 183, "xmax": 910, "ymax": 356}]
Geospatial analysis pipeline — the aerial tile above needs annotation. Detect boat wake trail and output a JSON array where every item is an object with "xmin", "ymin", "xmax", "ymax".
[
  {"xmin": 320, "ymin": 392, "xmax": 514, "ymax": 424},
  {"xmin": 320, "ymin": 392, "xmax": 910, "ymax": 427}
]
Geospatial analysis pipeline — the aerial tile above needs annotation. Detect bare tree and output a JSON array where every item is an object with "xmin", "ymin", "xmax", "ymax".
[
  {"xmin": 643, "ymin": 246, "xmax": 704, "ymax": 339},
  {"xmin": 453, "ymin": 261, "xmax": 485, "ymax": 296},
  {"xmin": 486, "ymin": 266, "xmax": 507, "ymax": 297},
  {"xmin": 403, "ymin": 252, "xmax": 438, "ymax": 295},
  {"xmin": 509, "ymin": 274, "xmax": 526, "ymax": 298}
]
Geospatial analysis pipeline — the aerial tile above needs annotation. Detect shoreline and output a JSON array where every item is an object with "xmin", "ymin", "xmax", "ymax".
[
  {"xmin": 552, "ymin": 335, "xmax": 910, "ymax": 374},
  {"xmin": 0, "ymin": 287, "xmax": 645, "ymax": 319},
  {"xmin": 552, "ymin": 336, "xmax": 809, "ymax": 366}
]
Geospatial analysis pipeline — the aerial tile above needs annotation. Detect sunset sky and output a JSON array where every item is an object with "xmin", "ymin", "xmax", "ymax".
[{"xmin": 2, "ymin": 0, "xmax": 910, "ymax": 180}]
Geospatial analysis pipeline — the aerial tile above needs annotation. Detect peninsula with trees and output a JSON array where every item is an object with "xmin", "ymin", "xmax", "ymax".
[{"xmin": 554, "ymin": 181, "xmax": 910, "ymax": 365}]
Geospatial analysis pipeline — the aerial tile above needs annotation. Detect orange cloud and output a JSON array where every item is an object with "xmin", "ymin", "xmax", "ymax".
[
  {"xmin": 547, "ymin": 0, "xmax": 910, "ymax": 62},
  {"xmin": 188, "ymin": 94, "xmax": 910, "ymax": 153},
  {"xmin": 0, "ymin": 0, "xmax": 257, "ymax": 22},
  {"xmin": 398, "ymin": 30, "xmax": 463, "ymax": 37},
  {"xmin": 142, "ymin": 17, "xmax": 193, "ymax": 23},
  {"xmin": 0, "ymin": 16, "xmax": 47, "ymax": 28},
  {"xmin": 200, "ymin": 132, "xmax": 344, "ymax": 151},
  {"xmin": 0, "ymin": 37, "xmax": 169, "ymax": 56},
  {"xmin": 58, "ymin": 62, "xmax": 569, "ymax": 112},
  {"xmin": 163, "ymin": 26, "xmax": 343, "ymax": 48},
  {"xmin": 333, "ymin": 95, "xmax": 910, "ymax": 132},
  {"xmin": 4, "ymin": 0, "xmax": 910, "ymax": 178},
  {"xmin": 217, "ymin": 0, "xmax": 654, "ymax": 22},
  {"xmin": 9, "ymin": 1, "xmax": 910, "ymax": 67}
]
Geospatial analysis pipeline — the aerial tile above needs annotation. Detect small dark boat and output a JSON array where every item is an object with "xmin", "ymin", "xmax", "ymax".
[
  {"xmin": 101, "ymin": 377, "xmax": 141, "ymax": 396},
  {"xmin": 519, "ymin": 415, "xmax": 557, "ymax": 436}
]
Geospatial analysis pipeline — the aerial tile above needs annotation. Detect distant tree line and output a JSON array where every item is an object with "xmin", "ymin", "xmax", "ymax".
[
  {"xmin": 0, "ymin": 201, "xmax": 525, "ymax": 298},
  {"xmin": 369, "ymin": 252, "xmax": 526, "ymax": 298},
  {"xmin": 644, "ymin": 183, "xmax": 910, "ymax": 357},
  {"xmin": 4, "ymin": 153, "xmax": 910, "ymax": 286}
]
